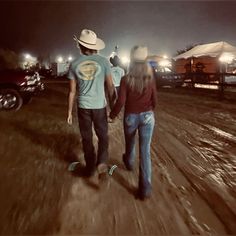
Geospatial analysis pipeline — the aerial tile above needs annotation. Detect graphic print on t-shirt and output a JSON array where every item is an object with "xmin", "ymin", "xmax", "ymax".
[{"xmin": 77, "ymin": 60, "xmax": 101, "ymax": 81}]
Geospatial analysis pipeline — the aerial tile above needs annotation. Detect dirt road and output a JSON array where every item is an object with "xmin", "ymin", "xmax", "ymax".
[{"xmin": 0, "ymin": 84, "xmax": 235, "ymax": 234}]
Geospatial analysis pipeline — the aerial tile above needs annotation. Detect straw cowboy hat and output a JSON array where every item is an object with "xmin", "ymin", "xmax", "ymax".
[
  {"xmin": 131, "ymin": 45, "xmax": 148, "ymax": 62},
  {"xmin": 73, "ymin": 29, "xmax": 105, "ymax": 50}
]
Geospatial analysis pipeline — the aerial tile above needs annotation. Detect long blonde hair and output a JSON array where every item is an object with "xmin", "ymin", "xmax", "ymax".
[{"xmin": 125, "ymin": 61, "xmax": 154, "ymax": 94}]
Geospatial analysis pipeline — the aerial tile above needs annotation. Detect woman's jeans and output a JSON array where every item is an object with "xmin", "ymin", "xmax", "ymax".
[
  {"xmin": 77, "ymin": 107, "xmax": 108, "ymax": 173},
  {"xmin": 123, "ymin": 111, "xmax": 155, "ymax": 196}
]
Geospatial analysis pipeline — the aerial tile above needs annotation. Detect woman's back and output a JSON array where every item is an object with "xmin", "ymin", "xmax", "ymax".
[
  {"xmin": 111, "ymin": 61, "xmax": 157, "ymax": 116},
  {"xmin": 121, "ymin": 75, "xmax": 156, "ymax": 114}
]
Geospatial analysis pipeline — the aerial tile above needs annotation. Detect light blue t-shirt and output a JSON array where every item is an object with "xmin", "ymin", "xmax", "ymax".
[
  {"xmin": 68, "ymin": 54, "xmax": 111, "ymax": 109},
  {"xmin": 111, "ymin": 66, "xmax": 125, "ymax": 87}
]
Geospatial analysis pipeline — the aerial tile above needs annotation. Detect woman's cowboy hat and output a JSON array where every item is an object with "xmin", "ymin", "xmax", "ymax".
[
  {"xmin": 130, "ymin": 45, "xmax": 148, "ymax": 62},
  {"xmin": 73, "ymin": 29, "xmax": 105, "ymax": 50}
]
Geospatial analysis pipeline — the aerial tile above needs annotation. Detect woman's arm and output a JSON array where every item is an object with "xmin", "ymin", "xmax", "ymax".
[{"xmin": 105, "ymin": 74, "xmax": 117, "ymax": 110}]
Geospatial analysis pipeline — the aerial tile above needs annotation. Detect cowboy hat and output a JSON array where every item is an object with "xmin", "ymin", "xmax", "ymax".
[
  {"xmin": 130, "ymin": 45, "xmax": 148, "ymax": 62},
  {"xmin": 110, "ymin": 55, "xmax": 121, "ymax": 66},
  {"xmin": 73, "ymin": 29, "xmax": 105, "ymax": 50}
]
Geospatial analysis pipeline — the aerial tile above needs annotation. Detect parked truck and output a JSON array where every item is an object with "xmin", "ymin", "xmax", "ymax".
[{"xmin": 0, "ymin": 69, "xmax": 44, "ymax": 111}]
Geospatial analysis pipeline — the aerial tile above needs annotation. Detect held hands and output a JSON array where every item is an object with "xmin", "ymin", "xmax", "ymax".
[
  {"xmin": 108, "ymin": 113, "xmax": 116, "ymax": 123},
  {"xmin": 108, "ymin": 117, "xmax": 115, "ymax": 123}
]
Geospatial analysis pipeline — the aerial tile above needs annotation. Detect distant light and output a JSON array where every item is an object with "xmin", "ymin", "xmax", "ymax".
[
  {"xmin": 159, "ymin": 59, "xmax": 171, "ymax": 67},
  {"xmin": 219, "ymin": 54, "xmax": 234, "ymax": 63},
  {"xmin": 57, "ymin": 56, "xmax": 63, "ymax": 63},
  {"xmin": 25, "ymin": 54, "xmax": 31, "ymax": 59},
  {"xmin": 68, "ymin": 56, "xmax": 73, "ymax": 61},
  {"xmin": 163, "ymin": 55, "xmax": 168, "ymax": 59},
  {"xmin": 121, "ymin": 56, "xmax": 130, "ymax": 65}
]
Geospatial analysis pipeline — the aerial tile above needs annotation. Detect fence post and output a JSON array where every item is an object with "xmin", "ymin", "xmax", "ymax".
[
  {"xmin": 190, "ymin": 72, "xmax": 195, "ymax": 88},
  {"xmin": 218, "ymin": 72, "xmax": 224, "ymax": 100}
]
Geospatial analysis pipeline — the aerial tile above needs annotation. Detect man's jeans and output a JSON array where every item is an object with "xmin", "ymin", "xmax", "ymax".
[
  {"xmin": 77, "ymin": 107, "xmax": 108, "ymax": 173},
  {"xmin": 123, "ymin": 111, "xmax": 155, "ymax": 196}
]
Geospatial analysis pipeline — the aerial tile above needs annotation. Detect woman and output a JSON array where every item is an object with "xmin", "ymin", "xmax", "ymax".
[{"xmin": 110, "ymin": 45, "xmax": 157, "ymax": 200}]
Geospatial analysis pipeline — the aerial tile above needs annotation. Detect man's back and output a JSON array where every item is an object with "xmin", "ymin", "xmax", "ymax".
[
  {"xmin": 69, "ymin": 54, "xmax": 111, "ymax": 109},
  {"xmin": 111, "ymin": 66, "xmax": 125, "ymax": 87}
]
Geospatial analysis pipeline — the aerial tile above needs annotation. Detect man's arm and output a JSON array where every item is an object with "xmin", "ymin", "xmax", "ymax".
[
  {"xmin": 105, "ymin": 74, "xmax": 117, "ymax": 110},
  {"xmin": 67, "ymin": 79, "xmax": 77, "ymax": 125}
]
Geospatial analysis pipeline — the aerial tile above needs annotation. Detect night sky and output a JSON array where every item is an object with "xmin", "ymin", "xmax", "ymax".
[{"xmin": 1, "ymin": 0, "xmax": 236, "ymax": 60}]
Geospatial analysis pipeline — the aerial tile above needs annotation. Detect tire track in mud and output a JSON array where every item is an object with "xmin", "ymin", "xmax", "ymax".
[
  {"xmin": 151, "ymin": 137, "xmax": 223, "ymax": 234},
  {"xmin": 156, "ymin": 103, "xmax": 236, "ymax": 233}
]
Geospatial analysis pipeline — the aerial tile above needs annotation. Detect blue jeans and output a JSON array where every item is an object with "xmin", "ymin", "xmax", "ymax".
[
  {"xmin": 123, "ymin": 111, "xmax": 155, "ymax": 196},
  {"xmin": 77, "ymin": 107, "xmax": 108, "ymax": 174}
]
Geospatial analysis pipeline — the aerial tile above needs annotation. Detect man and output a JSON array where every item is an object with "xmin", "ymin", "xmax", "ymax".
[
  {"xmin": 67, "ymin": 29, "xmax": 116, "ymax": 178},
  {"xmin": 110, "ymin": 55, "xmax": 125, "ymax": 94}
]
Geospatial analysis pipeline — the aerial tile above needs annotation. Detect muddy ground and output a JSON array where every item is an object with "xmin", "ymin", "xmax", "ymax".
[{"xmin": 0, "ymin": 82, "xmax": 235, "ymax": 235}]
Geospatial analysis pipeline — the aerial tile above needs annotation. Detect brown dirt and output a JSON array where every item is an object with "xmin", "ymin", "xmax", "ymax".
[{"xmin": 0, "ymin": 83, "xmax": 235, "ymax": 235}]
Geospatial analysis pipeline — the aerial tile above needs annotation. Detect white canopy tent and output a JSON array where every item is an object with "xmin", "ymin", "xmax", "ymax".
[{"xmin": 173, "ymin": 41, "xmax": 236, "ymax": 61}]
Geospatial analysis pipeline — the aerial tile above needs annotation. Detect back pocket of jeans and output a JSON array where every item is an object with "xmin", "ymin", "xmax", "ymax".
[
  {"xmin": 125, "ymin": 115, "xmax": 135, "ymax": 126},
  {"xmin": 143, "ymin": 113, "xmax": 153, "ymax": 125}
]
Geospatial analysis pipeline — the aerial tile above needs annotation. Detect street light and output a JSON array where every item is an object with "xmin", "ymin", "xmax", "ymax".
[
  {"xmin": 159, "ymin": 59, "xmax": 171, "ymax": 67},
  {"xmin": 121, "ymin": 56, "xmax": 130, "ymax": 65},
  {"xmin": 219, "ymin": 53, "xmax": 234, "ymax": 63},
  {"xmin": 23, "ymin": 53, "xmax": 32, "ymax": 70},
  {"xmin": 25, "ymin": 53, "xmax": 31, "ymax": 60},
  {"xmin": 68, "ymin": 56, "xmax": 73, "ymax": 62},
  {"xmin": 219, "ymin": 53, "xmax": 235, "ymax": 73},
  {"xmin": 57, "ymin": 56, "xmax": 63, "ymax": 63}
]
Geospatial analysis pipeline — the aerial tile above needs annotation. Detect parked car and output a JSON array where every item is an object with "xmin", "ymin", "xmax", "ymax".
[
  {"xmin": 0, "ymin": 69, "xmax": 44, "ymax": 111},
  {"xmin": 154, "ymin": 71, "xmax": 185, "ymax": 88},
  {"xmin": 225, "ymin": 74, "xmax": 236, "ymax": 84},
  {"xmin": 149, "ymin": 61, "xmax": 184, "ymax": 88}
]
